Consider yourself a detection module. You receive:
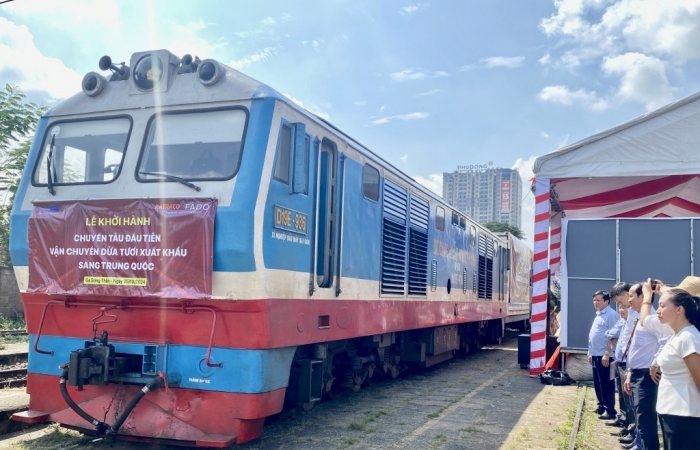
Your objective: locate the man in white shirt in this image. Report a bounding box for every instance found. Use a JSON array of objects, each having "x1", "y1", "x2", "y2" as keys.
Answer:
[
  {"x1": 606, "y1": 282, "x2": 634, "y2": 431},
  {"x1": 623, "y1": 283, "x2": 667, "y2": 450}
]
